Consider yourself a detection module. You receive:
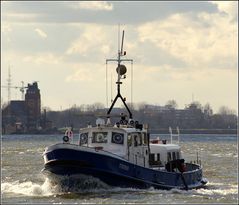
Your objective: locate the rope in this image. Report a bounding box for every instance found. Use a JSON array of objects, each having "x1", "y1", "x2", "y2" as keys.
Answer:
[
  {"x1": 131, "y1": 61, "x2": 133, "y2": 109},
  {"x1": 106, "y1": 62, "x2": 108, "y2": 108},
  {"x1": 111, "y1": 71, "x2": 113, "y2": 103}
]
